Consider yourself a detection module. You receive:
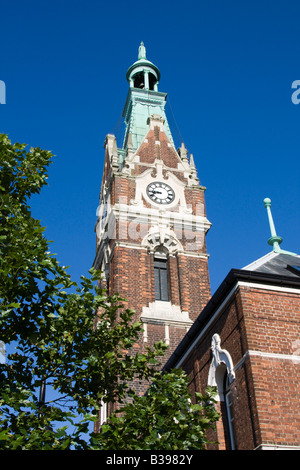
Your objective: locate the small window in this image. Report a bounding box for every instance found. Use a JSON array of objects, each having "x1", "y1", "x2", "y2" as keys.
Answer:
[{"x1": 154, "y1": 256, "x2": 169, "y2": 301}]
